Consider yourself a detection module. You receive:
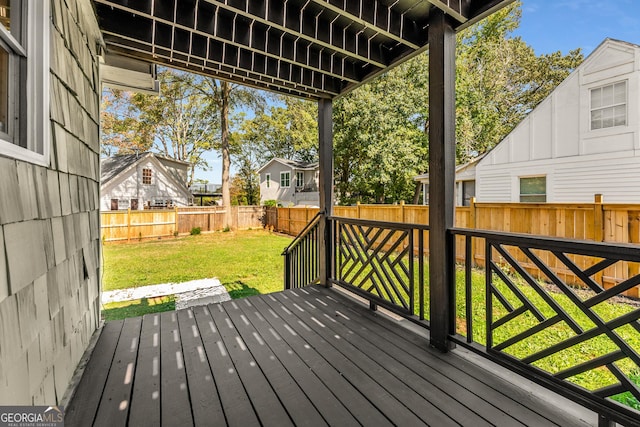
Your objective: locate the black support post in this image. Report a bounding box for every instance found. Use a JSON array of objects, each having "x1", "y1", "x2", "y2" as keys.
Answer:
[
  {"x1": 318, "y1": 98, "x2": 334, "y2": 287},
  {"x1": 428, "y1": 9, "x2": 456, "y2": 352}
]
